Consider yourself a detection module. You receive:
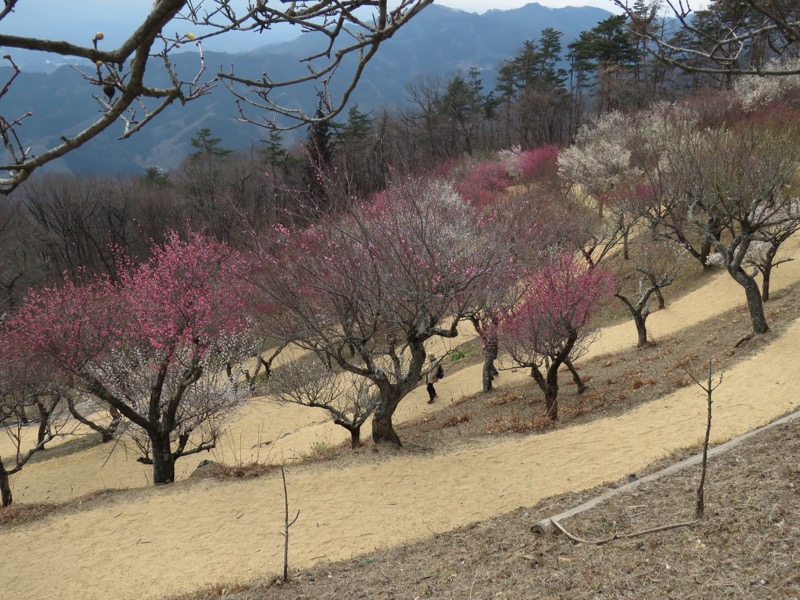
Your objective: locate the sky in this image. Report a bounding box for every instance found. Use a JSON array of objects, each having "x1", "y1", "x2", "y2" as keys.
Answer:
[
  {"x1": 0, "y1": 0, "x2": 627, "y2": 58},
  {"x1": 435, "y1": 0, "x2": 623, "y2": 13}
]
